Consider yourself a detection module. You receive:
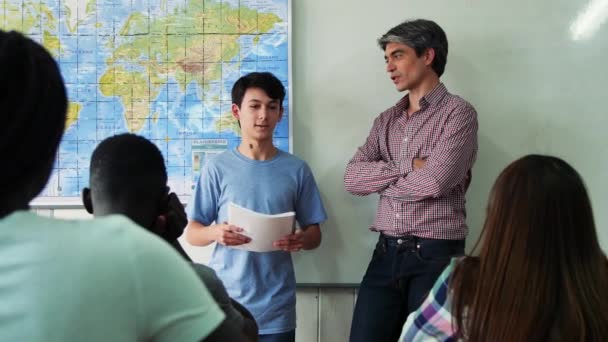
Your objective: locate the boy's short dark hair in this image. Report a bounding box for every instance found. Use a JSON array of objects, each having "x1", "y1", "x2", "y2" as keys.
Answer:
[
  {"x1": 89, "y1": 133, "x2": 167, "y2": 204},
  {"x1": 378, "y1": 19, "x2": 449, "y2": 77},
  {"x1": 231, "y1": 72, "x2": 286, "y2": 108},
  {"x1": 0, "y1": 30, "x2": 67, "y2": 213}
]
